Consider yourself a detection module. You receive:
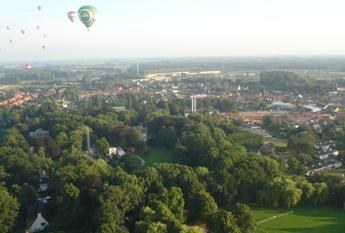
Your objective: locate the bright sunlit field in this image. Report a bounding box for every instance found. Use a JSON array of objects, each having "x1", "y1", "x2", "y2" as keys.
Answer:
[{"x1": 253, "y1": 207, "x2": 345, "y2": 233}]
